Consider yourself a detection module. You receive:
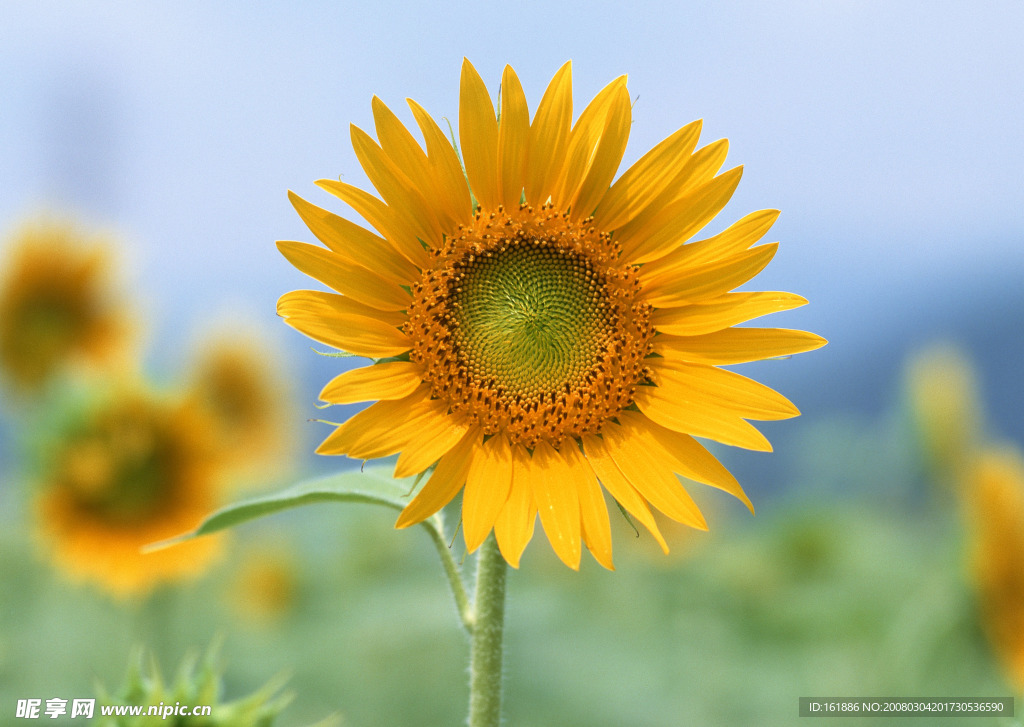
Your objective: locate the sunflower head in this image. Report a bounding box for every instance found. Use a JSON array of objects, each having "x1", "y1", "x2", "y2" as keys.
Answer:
[
  {"x1": 0, "y1": 218, "x2": 130, "y2": 393},
  {"x1": 406, "y1": 202, "x2": 655, "y2": 448},
  {"x1": 35, "y1": 383, "x2": 223, "y2": 598},
  {"x1": 224, "y1": 542, "x2": 299, "y2": 625},
  {"x1": 964, "y1": 447, "x2": 1024, "y2": 691},
  {"x1": 184, "y1": 326, "x2": 297, "y2": 486},
  {"x1": 905, "y1": 343, "x2": 982, "y2": 483},
  {"x1": 277, "y1": 60, "x2": 825, "y2": 570}
]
